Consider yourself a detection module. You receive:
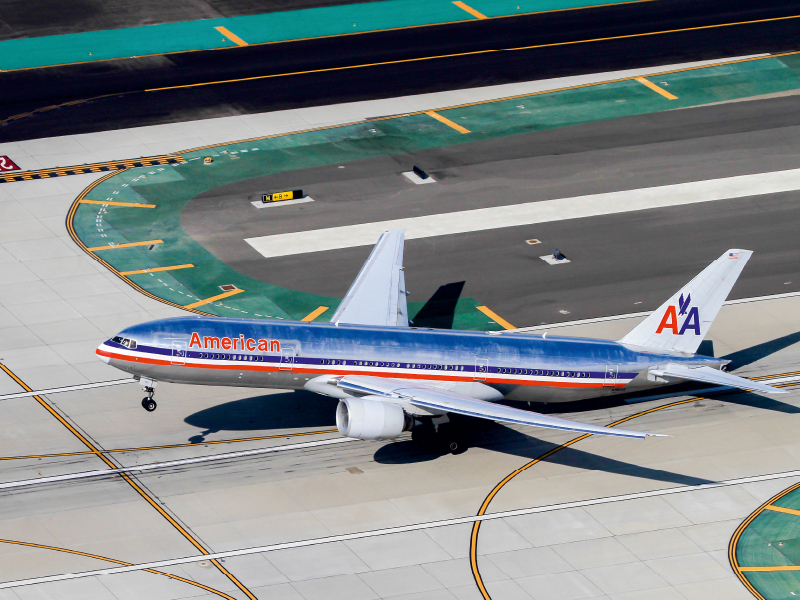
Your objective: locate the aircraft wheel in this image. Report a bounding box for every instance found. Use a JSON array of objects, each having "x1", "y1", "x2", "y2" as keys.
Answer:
[
  {"x1": 438, "y1": 424, "x2": 466, "y2": 454},
  {"x1": 142, "y1": 398, "x2": 157, "y2": 412}
]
